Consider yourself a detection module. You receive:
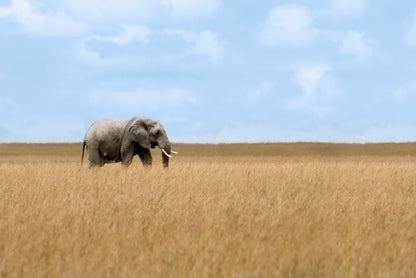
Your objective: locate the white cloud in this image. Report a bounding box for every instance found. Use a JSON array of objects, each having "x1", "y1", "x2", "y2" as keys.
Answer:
[
  {"x1": 164, "y1": 29, "x2": 192, "y2": 40},
  {"x1": 4, "y1": 0, "x2": 220, "y2": 28},
  {"x1": 294, "y1": 65, "x2": 331, "y2": 96},
  {"x1": 0, "y1": 0, "x2": 84, "y2": 36},
  {"x1": 165, "y1": 29, "x2": 224, "y2": 62},
  {"x1": 93, "y1": 25, "x2": 151, "y2": 45},
  {"x1": 81, "y1": 27, "x2": 224, "y2": 64},
  {"x1": 258, "y1": 4, "x2": 373, "y2": 63},
  {"x1": 246, "y1": 81, "x2": 274, "y2": 101},
  {"x1": 332, "y1": 0, "x2": 366, "y2": 16},
  {"x1": 393, "y1": 81, "x2": 416, "y2": 101},
  {"x1": 259, "y1": 4, "x2": 314, "y2": 46},
  {"x1": 63, "y1": 0, "x2": 152, "y2": 21},
  {"x1": 77, "y1": 28, "x2": 225, "y2": 68},
  {"x1": 339, "y1": 30, "x2": 372, "y2": 61},
  {"x1": 189, "y1": 31, "x2": 224, "y2": 62},
  {"x1": 289, "y1": 65, "x2": 337, "y2": 116},
  {"x1": 76, "y1": 37, "x2": 133, "y2": 67},
  {"x1": 162, "y1": 0, "x2": 218, "y2": 17},
  {"x1": 76, "y1": 39, "x2": 103, "y2": 64},
  {"x1": 89, "y1": 88, "x2": 197, "y2": 110},
  {"x1": 63, "y1": 0, "x2": 218, "y2": 21},
  {"x1": 315, "y1": 29, "x2": 372, "y2": 62},
  {"x1": 405, "y1": 14, "x2": 416, "y2": 45},
  {"x1": 0, "y1": 6, "x2": 12, "y2": 17}
]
